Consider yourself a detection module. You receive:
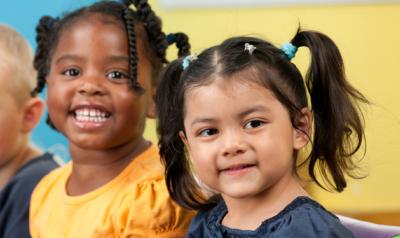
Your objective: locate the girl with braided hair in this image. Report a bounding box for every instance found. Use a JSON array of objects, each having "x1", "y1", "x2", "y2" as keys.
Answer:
[{"x1": 29, "y1": 1, "x2": 193, "y2": 237}]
